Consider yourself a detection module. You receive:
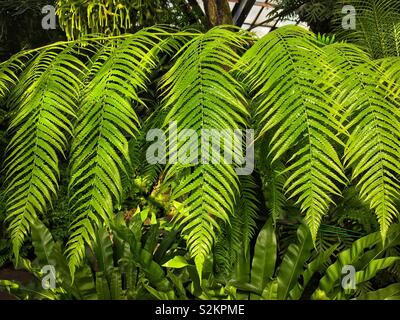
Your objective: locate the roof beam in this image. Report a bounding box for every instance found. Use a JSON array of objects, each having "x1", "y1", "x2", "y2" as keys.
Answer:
[
  {"x1": 229, "y1": 0, "x2": 275, "y2": 8},
  {"x1": 232, "y1": 0, "x2": 257, "y2": 26}
]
